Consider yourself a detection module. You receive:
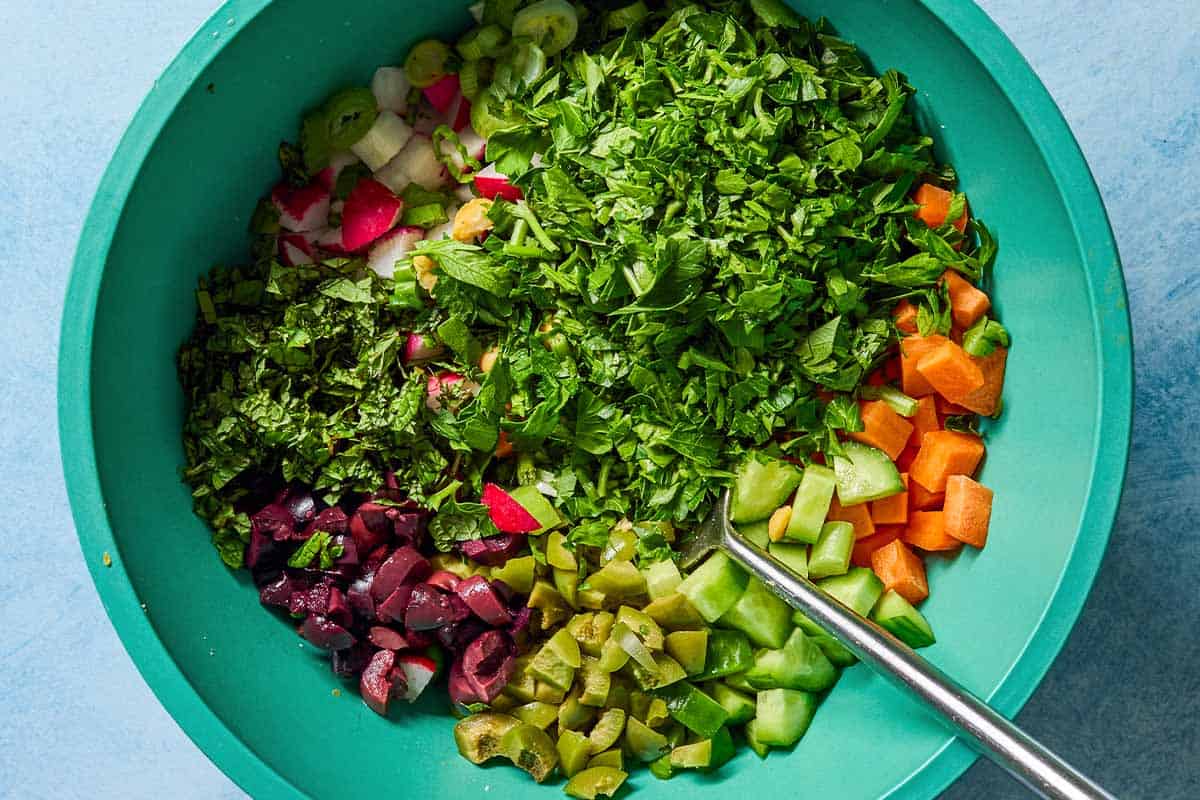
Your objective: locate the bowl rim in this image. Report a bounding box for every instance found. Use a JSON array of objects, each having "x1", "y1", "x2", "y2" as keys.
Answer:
[{"x1": 58, "y1": 1, "x2": 1133, "y2": 798}]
